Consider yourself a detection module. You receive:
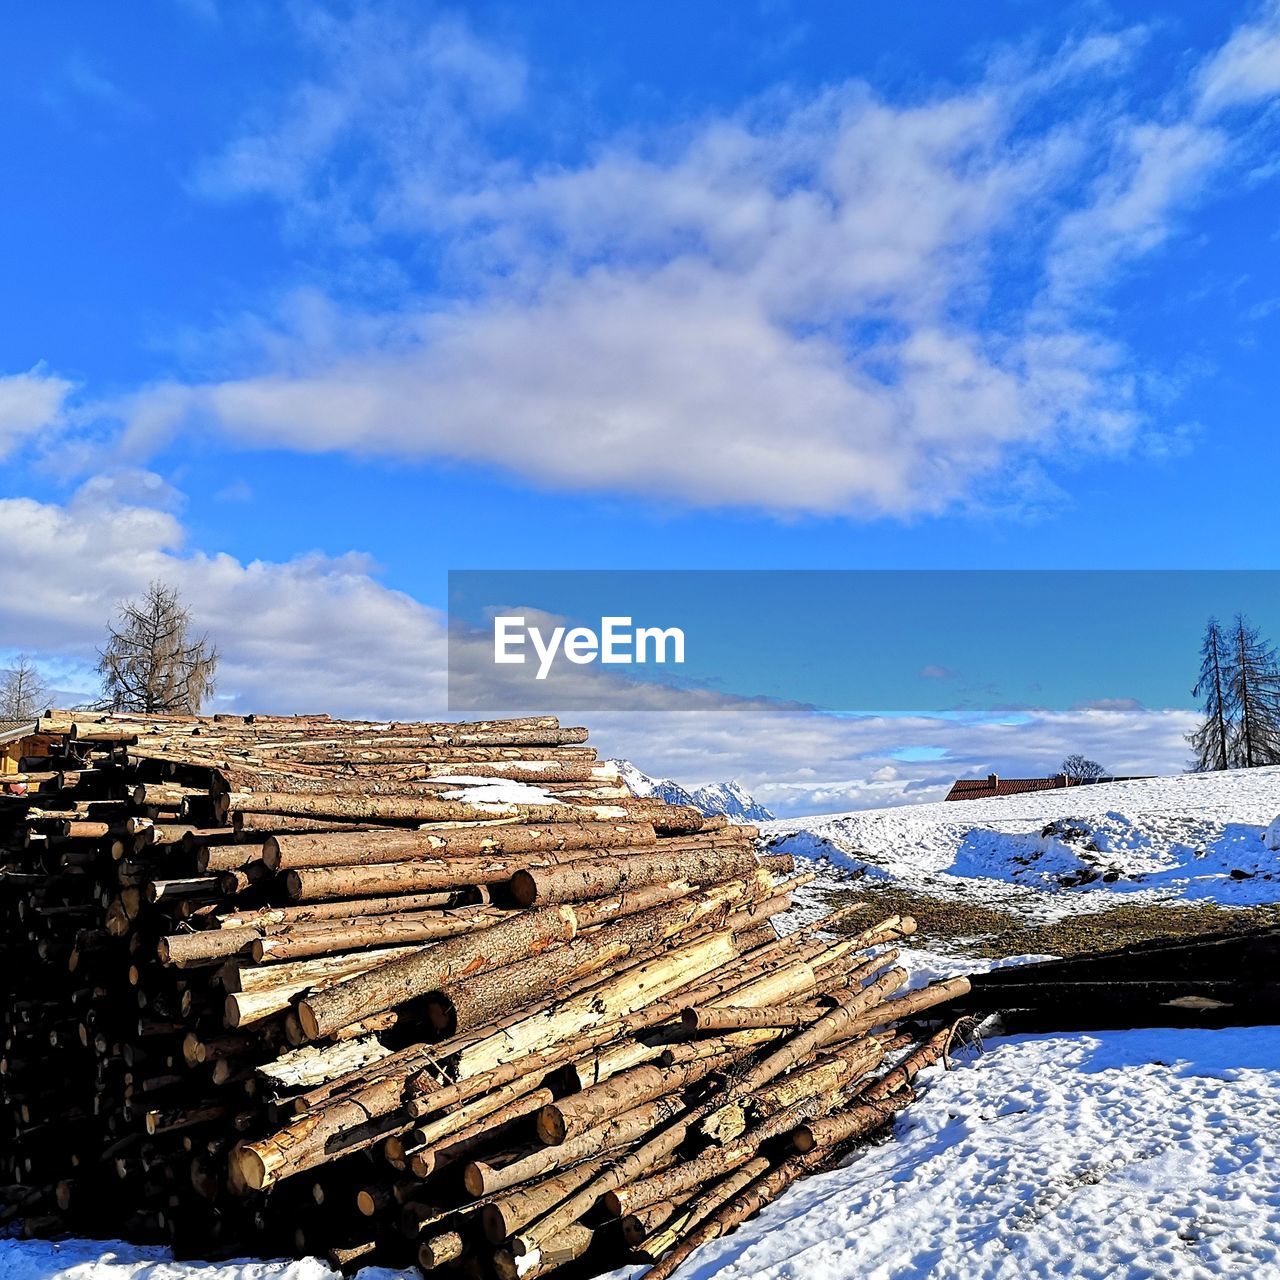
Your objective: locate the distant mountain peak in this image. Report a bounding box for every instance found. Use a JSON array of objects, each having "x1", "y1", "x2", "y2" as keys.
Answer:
[{"x1": 612, "y1": 760, "x2": 774, "y2": 823}]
